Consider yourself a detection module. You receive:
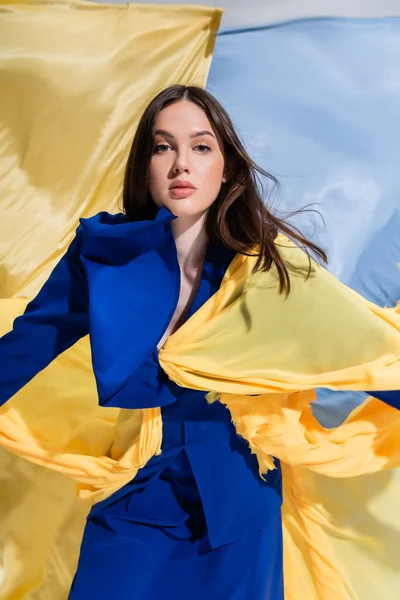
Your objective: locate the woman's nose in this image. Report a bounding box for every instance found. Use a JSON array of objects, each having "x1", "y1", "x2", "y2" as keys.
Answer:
[{"x1": 172, "y1": 155, "x2": 190, "y2": 174}]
